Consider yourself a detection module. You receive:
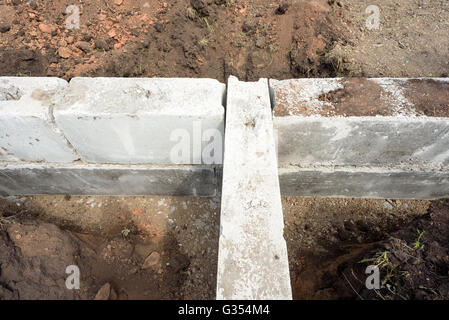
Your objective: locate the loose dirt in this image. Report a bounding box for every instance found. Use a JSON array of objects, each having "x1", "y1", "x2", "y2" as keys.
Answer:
[
  {"x1": 2, "y1": 0, "x2": 446, "y2": 81},
  {"x1": 284, "y1": 198, "x2": 449, "y2": 300},
  {"x1": 0, "y1": 196, "x2": 220, "y2": 299}
]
